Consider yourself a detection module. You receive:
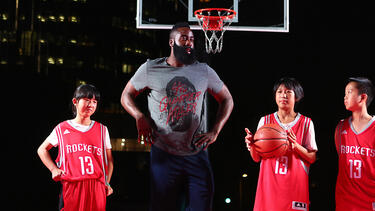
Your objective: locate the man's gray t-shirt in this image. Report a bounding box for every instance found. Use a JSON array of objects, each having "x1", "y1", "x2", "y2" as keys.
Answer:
[{"x1": 130, "y1": 57, "x2": 224, "y2": 155}]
